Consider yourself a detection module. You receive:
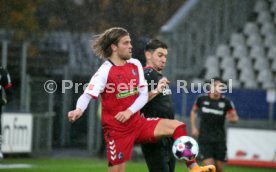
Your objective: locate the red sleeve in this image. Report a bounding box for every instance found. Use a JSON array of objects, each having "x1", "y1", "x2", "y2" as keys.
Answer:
[
  {"x1": 227, "y1": 108, "x2": 235, "y2": 113},
  {"x1": 4, "y1": 83, "x2": 12, "y2": 89},
  {"x1": 193, "y1": 103, "x2": 199, "y2": 109}
]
